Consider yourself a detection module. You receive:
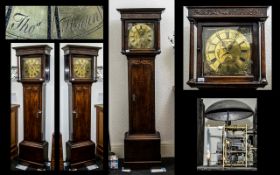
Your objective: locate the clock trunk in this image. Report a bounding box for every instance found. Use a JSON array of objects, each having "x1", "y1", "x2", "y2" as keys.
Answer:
[
  {"x1": 23, "y1": 84, "x2": 43, "y2": 141},
  {"x1": 71, "y1": 84, "x2": 92, "y2": 141},
  {"x1": 66, "y1": 83, "x2": 96, "y2": 168},
  {"x1": 128, "y1": 58, "x2": 155, "y2": 134}
]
